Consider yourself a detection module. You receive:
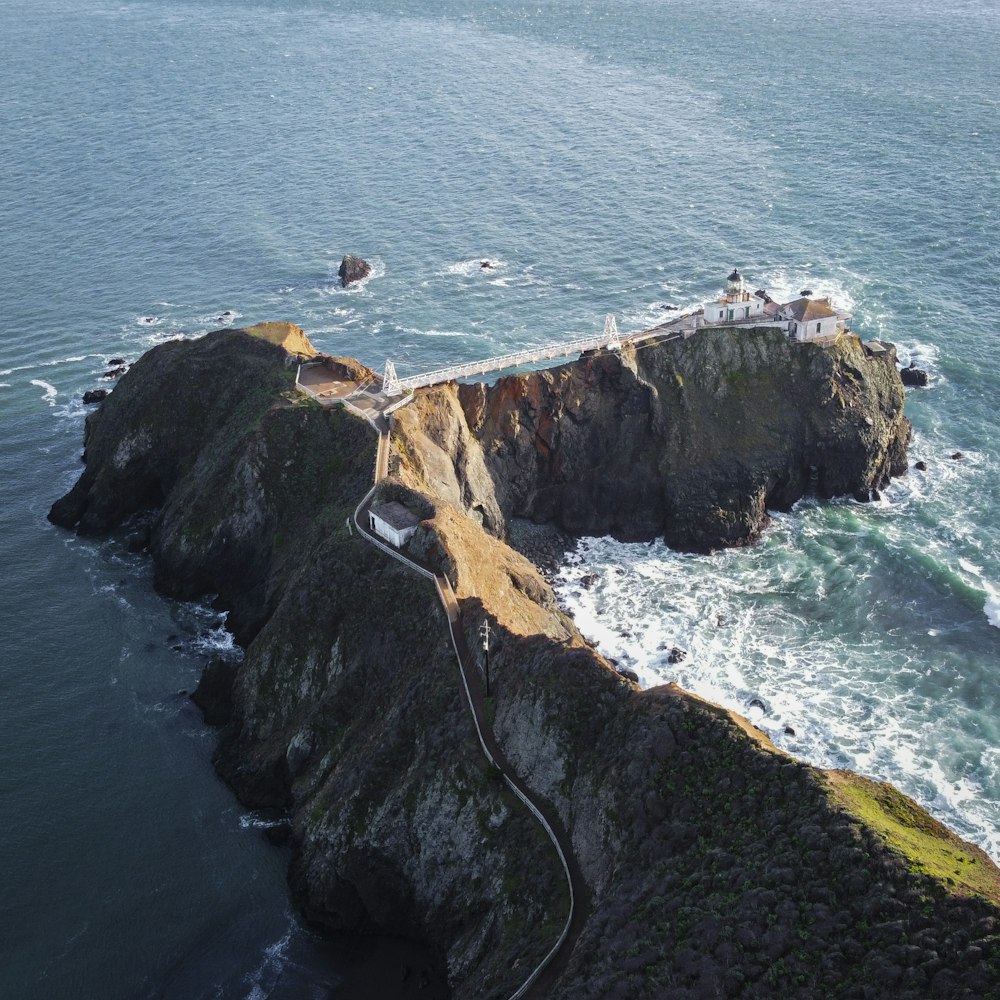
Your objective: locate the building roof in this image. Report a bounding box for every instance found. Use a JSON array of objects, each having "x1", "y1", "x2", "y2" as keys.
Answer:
[
  {"x1": 371, "y1": 501, "x2": 421, "y2": 531},
  {"x1": 728, "y1": 268, "x2": 742, "y2": 282},
  {"x1": 784, "y1": 297, "x2": 837, "y2": 321}
]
